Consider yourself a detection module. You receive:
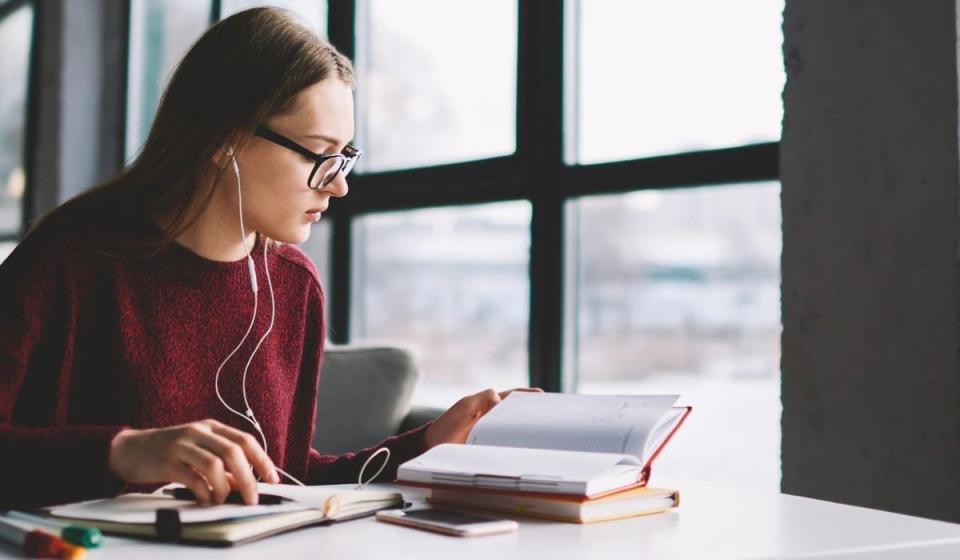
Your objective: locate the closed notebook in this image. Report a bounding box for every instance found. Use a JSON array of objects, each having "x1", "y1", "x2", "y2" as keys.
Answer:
[
  {"x1": 398, "y1": 393, "x2": 691, "y2": 497},
  {"x1": 42, "y1": 483, "x2": 404, "y2": 547},
  {"x1": 428, "y1": 485, "x2": 680, "y2": 524}
]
